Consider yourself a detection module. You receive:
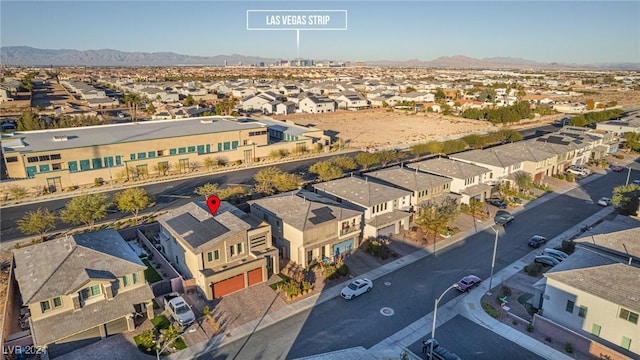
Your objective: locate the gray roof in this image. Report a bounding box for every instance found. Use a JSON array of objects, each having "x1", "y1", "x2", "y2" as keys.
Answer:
[
  {"x1": 408, "y1": 157, "x2": 491, "y2": 179},
  {"x1": 449, "y1": 149, "x2": 523, "y2": 168},
  {"x1": 13, "y1": 229, "x2": 147, "y2": 304},
  {"x1": 313, "y1": 176, "x2": 411, "y2": 207},
  {"x1": 573, "y1": 218, "x2": 640, "y2": 259},
  {"x1": 545, "y1": 258, "x2": 640, "y2": 313},
  {"x1": 364, "y1": 166, "x2": 452, "y2": 192},
  {"x1": 366, "y1": 209, "x2": 411, "y2": 228},
  {"x1": 157, "y1": 202, "x2": 251, "y2": 253},
  {"x1": 31, "y1": 285, "x2": 153, "y2": 346},
  {"x1": 491, "y1": 141, "x2": 555, "y2": 162},
  {"x1": 1, "y1": 116, "x2": 267, "y2": 153},
  {"x1": 249, "y1": 191, "x2": 362, "y2": 231}
]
